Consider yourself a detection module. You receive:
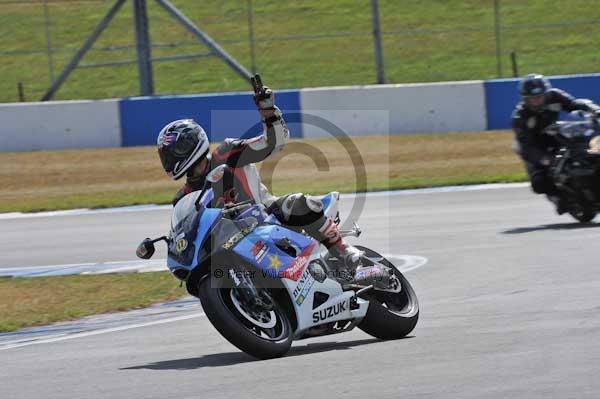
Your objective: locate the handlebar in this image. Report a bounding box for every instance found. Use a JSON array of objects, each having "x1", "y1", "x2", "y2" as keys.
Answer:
[
  {"x1": 573, "y1": 110, "x2": 600, "y2": 126},
  {"x1": 222, "y1": 200, "x2": 254, "y2": 216},
  {"x1": 544, "y1": 112, "x2": 600, "y2": 139}
]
